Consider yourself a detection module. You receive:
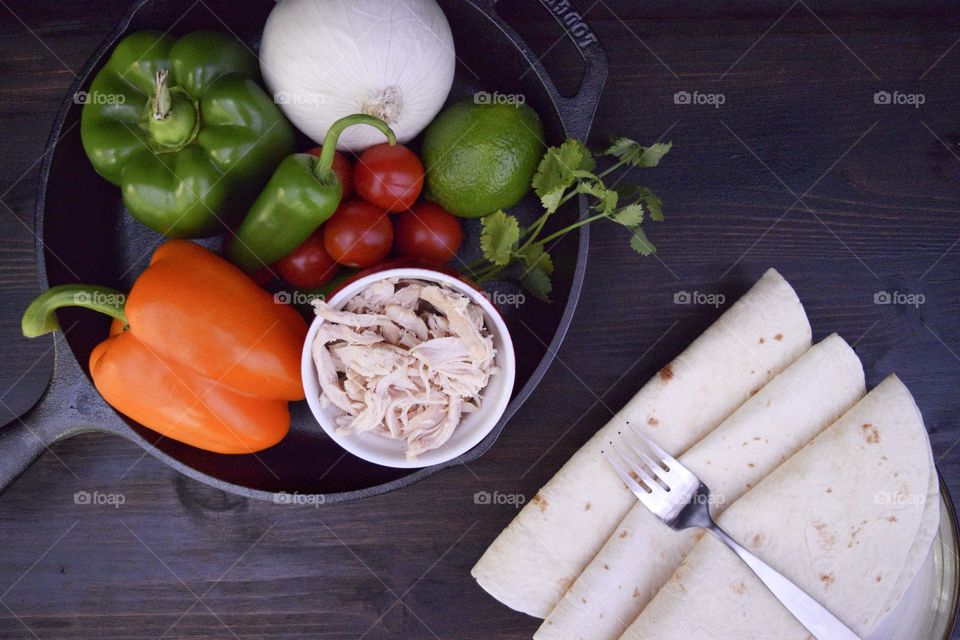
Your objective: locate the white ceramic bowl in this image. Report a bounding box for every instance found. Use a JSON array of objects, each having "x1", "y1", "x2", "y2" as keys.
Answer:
[{"x1": 301, "y1": 268, "x2": 516, "y2": 469}]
